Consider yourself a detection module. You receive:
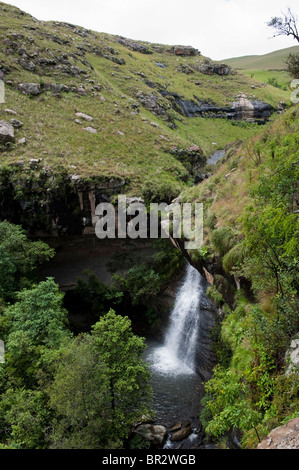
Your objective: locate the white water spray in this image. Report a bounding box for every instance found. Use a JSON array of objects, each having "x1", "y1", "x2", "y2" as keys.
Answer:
[{"x1": 150, "y1": 264, "x2": 202, "y2": 375}]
